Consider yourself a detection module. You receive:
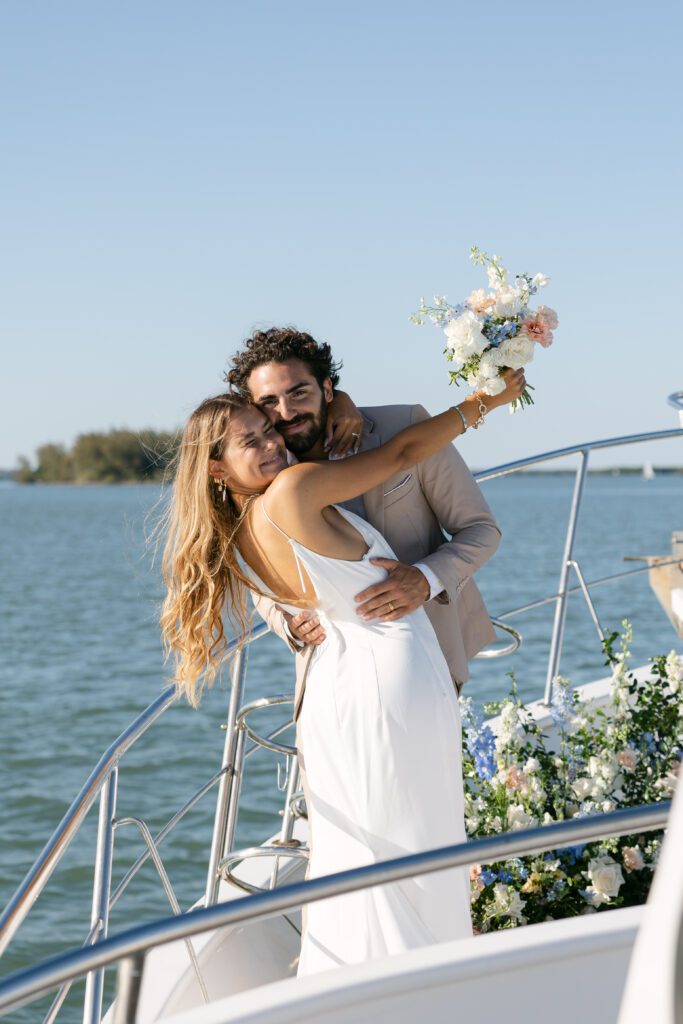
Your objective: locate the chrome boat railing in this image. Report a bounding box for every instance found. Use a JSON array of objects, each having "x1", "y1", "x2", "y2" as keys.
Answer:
[
  {"x1": 474, "y1": 425, "x2": 683, "y2": 702},
  {"x1": 0, "y1": 415, "x2": 681, "y2": 1023},
  {"x1": 0, "y1": 801, "x2": 671, "y2": 1021}
]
